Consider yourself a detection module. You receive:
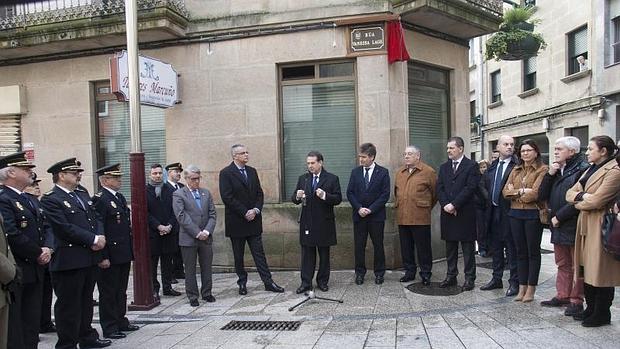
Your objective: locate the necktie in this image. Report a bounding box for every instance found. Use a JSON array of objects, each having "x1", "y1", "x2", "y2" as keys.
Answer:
[
  {"x1": 192, "y1": 190, "x2": 202, "y2": 209},
  {"x1": 312, "y1": 175, "x2": 319, "y2": 191},
  {"x1": 240, "y1": 168, "x2": 248, "y2": 182},
  {"x1": 69, "y1": 192, "x2": 85, "y2": 210},
  {"x1": 21, "y1": 193, "x2": 34, "y2": 209},
  {"x1": 452, "y1": 161, "x2": 459, "y2": 174},
  {"x1": 492, "y1": 160, "x2": 505, "y2": 206},
  {"x1": 364, "y1": 167, "x2": 370, "y2": 189}
]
